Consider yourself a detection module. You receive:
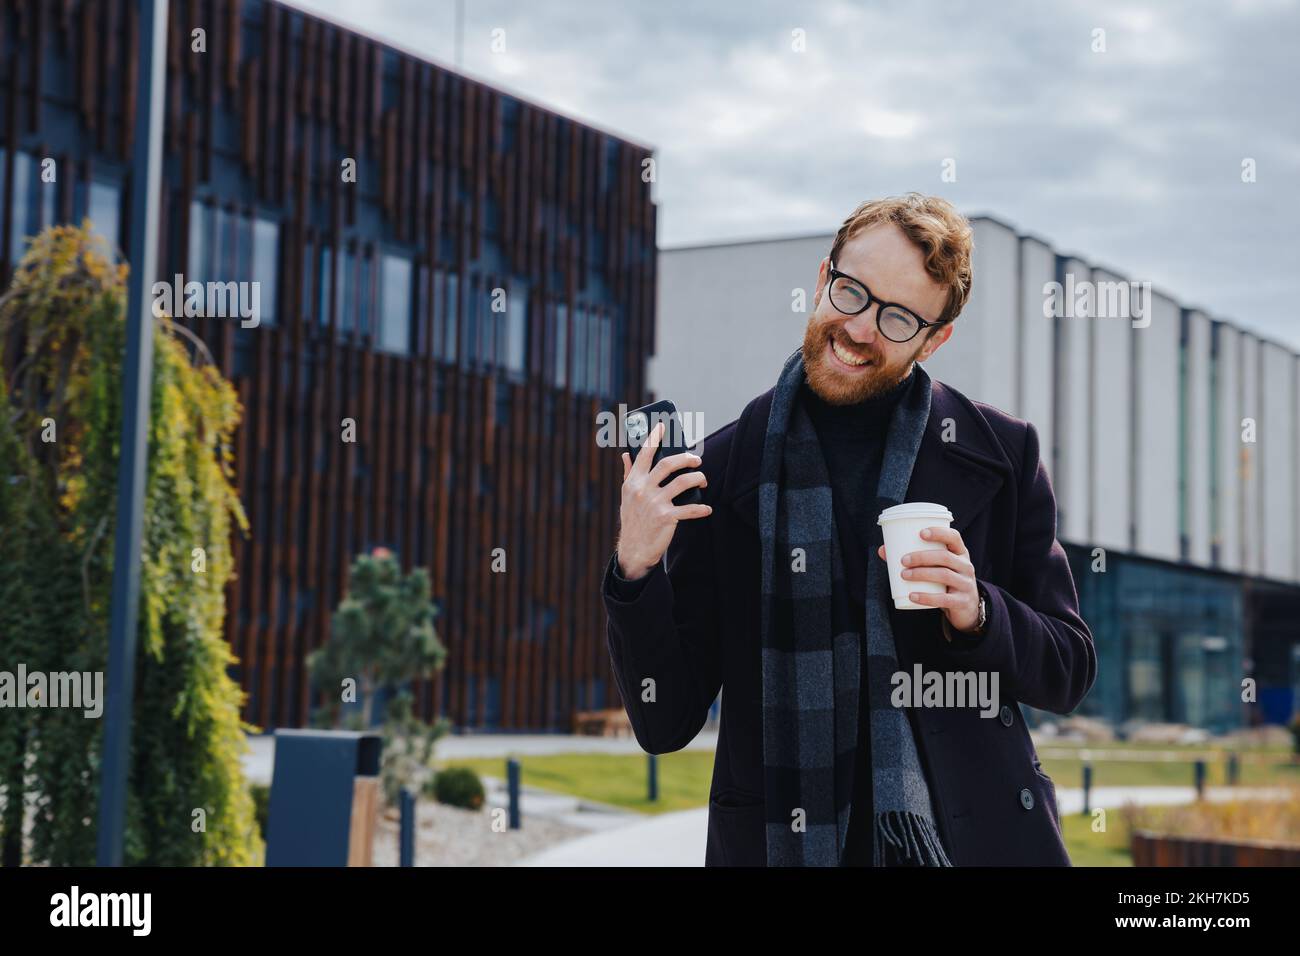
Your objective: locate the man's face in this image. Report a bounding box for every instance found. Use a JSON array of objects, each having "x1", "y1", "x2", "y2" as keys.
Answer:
[{"x1": 803, "y1": 223, "x2": 954, "y2": 405}]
